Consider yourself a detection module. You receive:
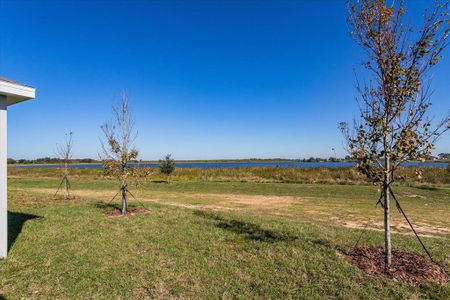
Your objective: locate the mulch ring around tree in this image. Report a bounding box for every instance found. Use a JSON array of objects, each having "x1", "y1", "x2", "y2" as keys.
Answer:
[
  {"x1": 104, "y1": 207, "x2": 147, "y2": 217},
  {"x1": 346, "y1": 247, "x2": 448, "y2": 284}
]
